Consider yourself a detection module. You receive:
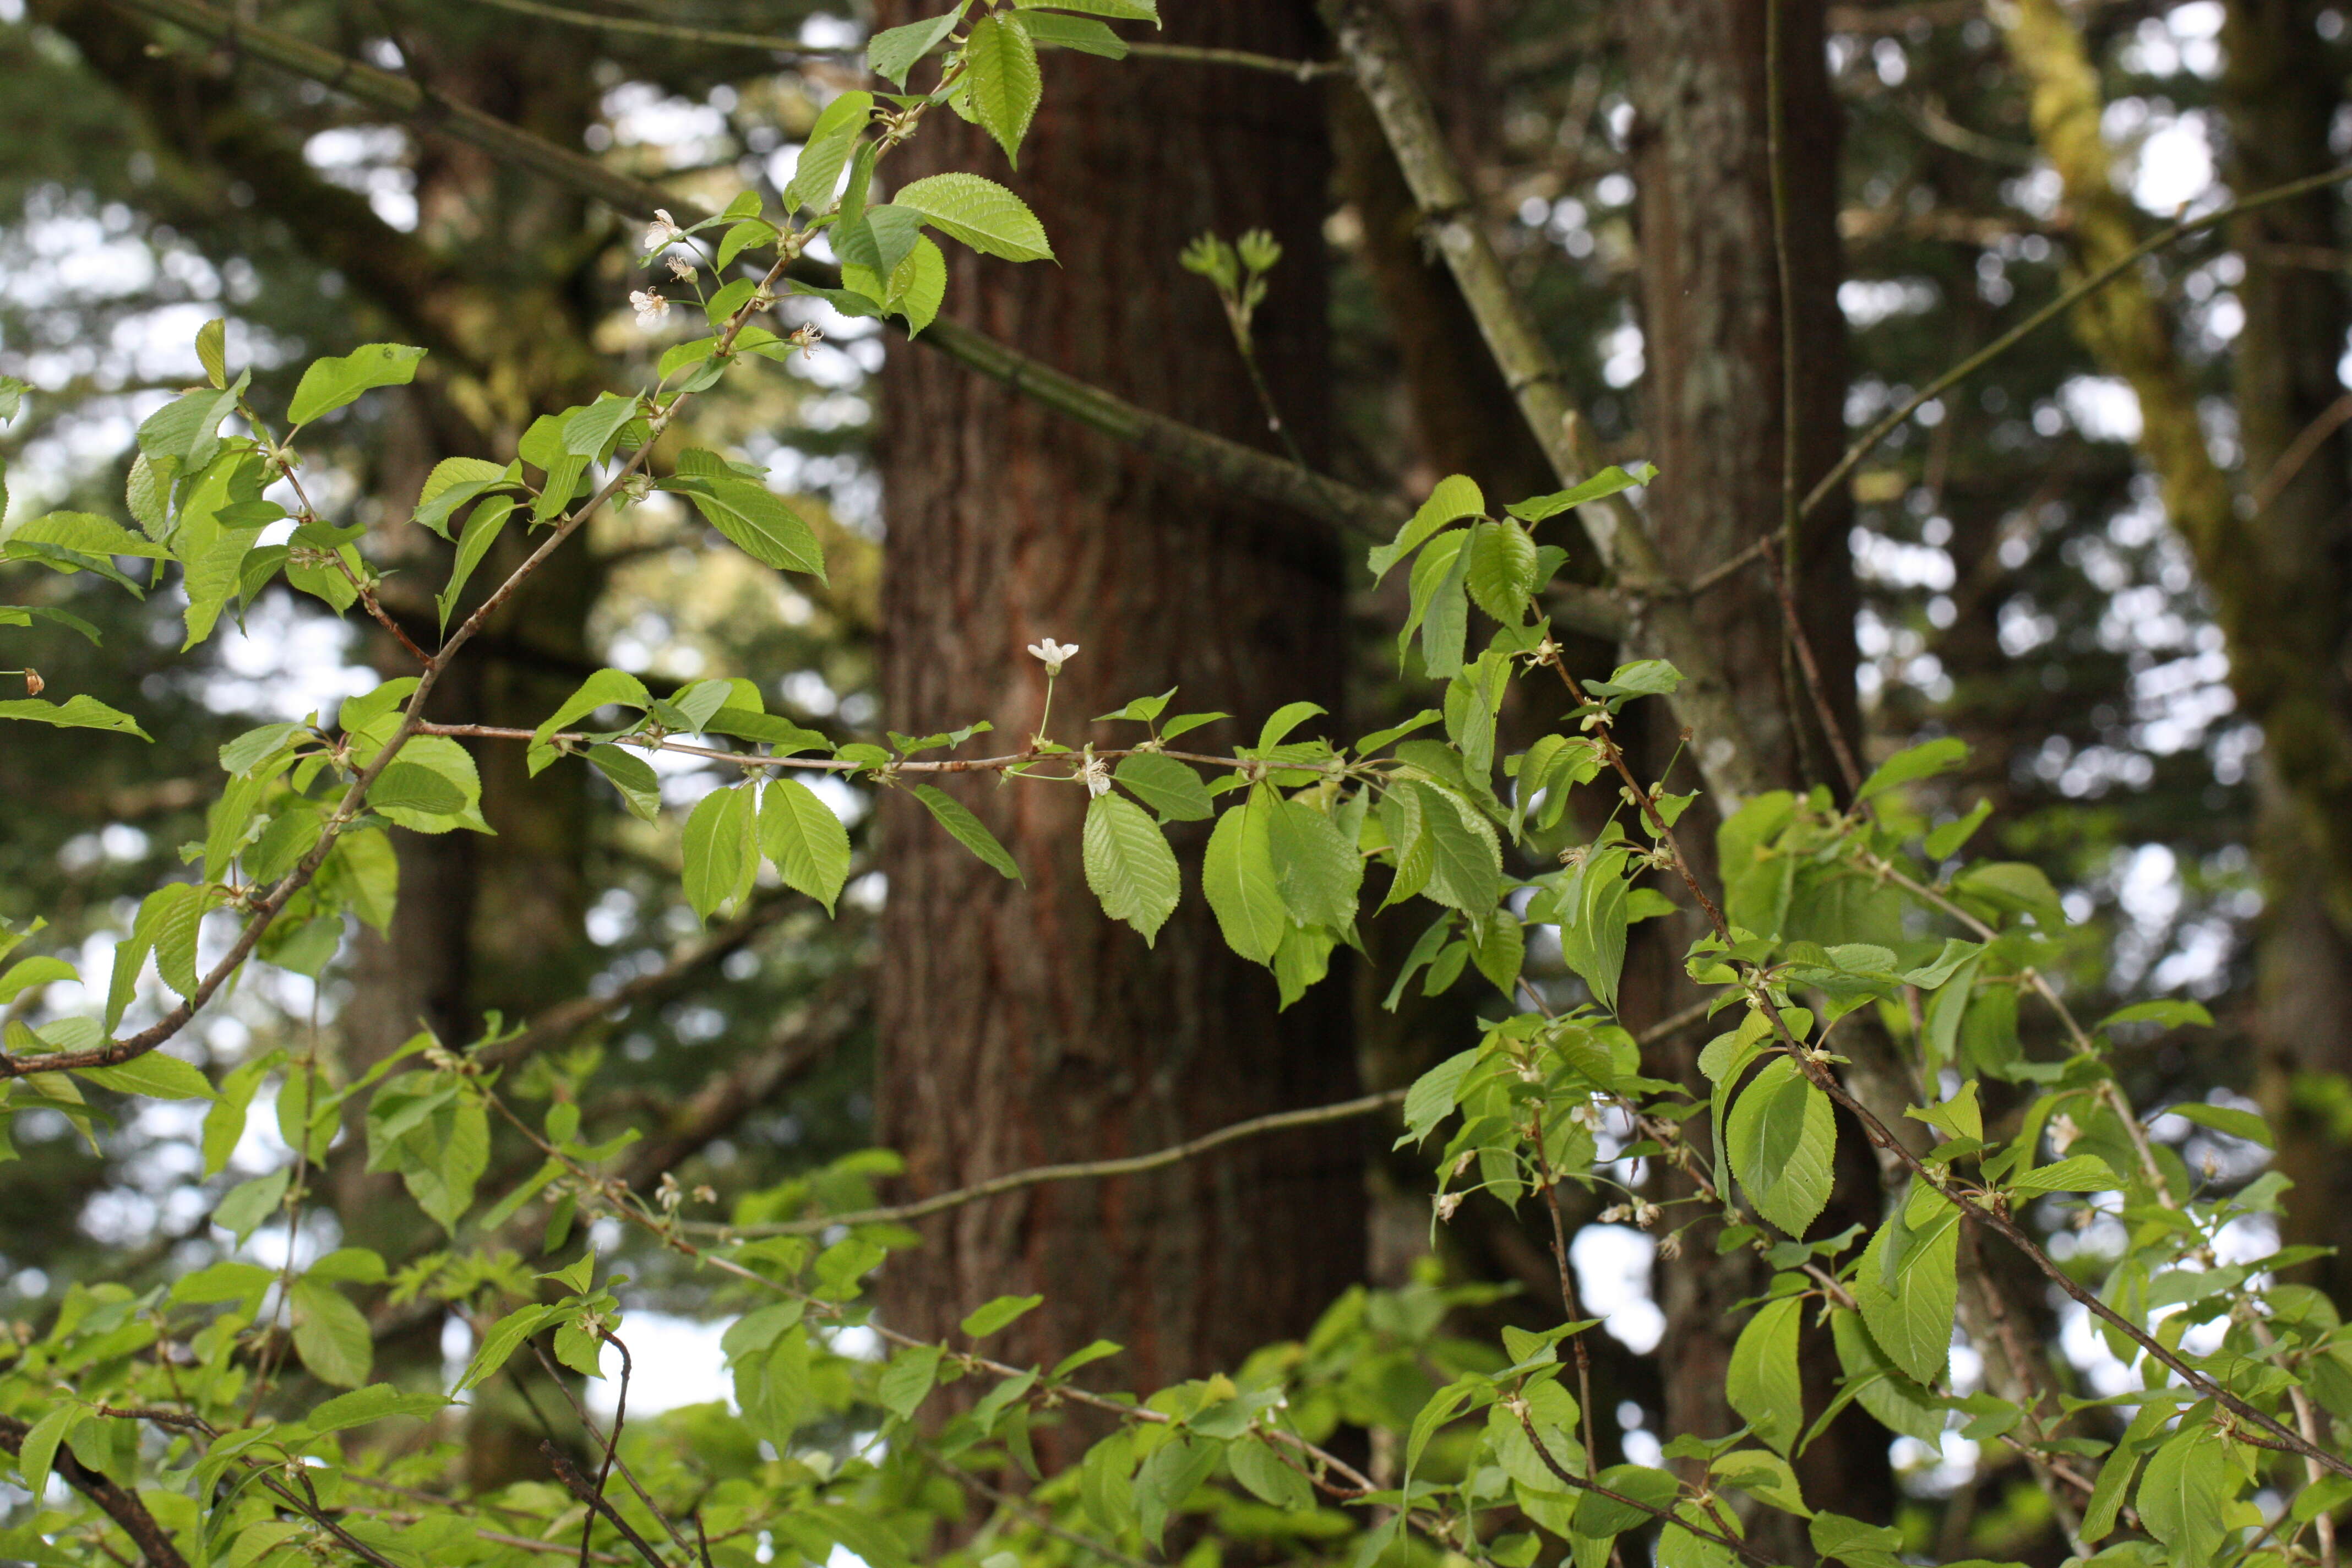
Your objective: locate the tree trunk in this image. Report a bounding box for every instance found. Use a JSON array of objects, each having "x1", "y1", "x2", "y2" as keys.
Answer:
[
  {"x1": 870, "y1": 3, "x2": 1364, "y2": 1449},
  {"x1": 1619, "y1": 0, "x2": 1890, "y2": 1537},
  {"x1": 2219, "y1": 0, "x2": 2352, "y2": 1301}
]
